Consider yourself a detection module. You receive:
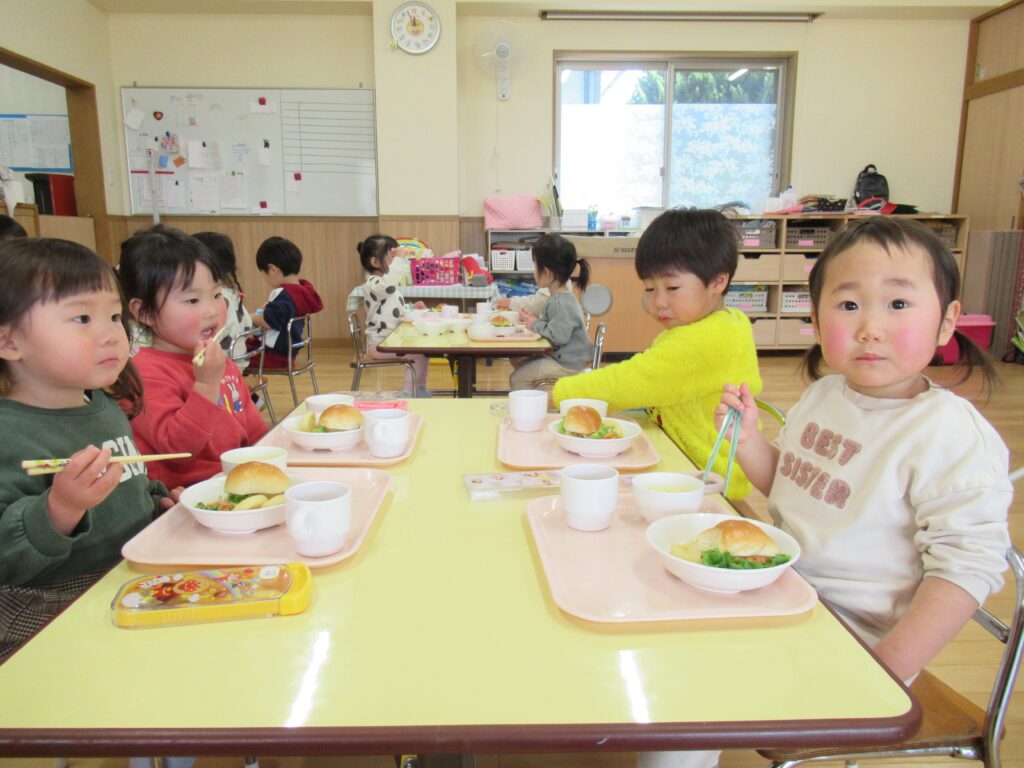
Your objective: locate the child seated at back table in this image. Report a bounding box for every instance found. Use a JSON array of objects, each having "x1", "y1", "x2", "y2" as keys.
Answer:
[
  {"x1": 193, "y1": 230, "x2": 253, "y2": 360},
  {"x1": 358, "y1": 234, "x2": 431, "y2": 397},
  {"x1": 509, "y1": 234, "x2": 594, "y2": 390},
  {"x1": 252, "y1": 236, "x2": 324, "y2": 369},
  {"x1": 119, "y1": 226, "x2": 267, "y2": 489},
  {"x1": 650, "y1": 217, "x2": 1012, "y2": 768},
  {"x1": 551, "y1": 208, "x2": 763, "y2": 500}
]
